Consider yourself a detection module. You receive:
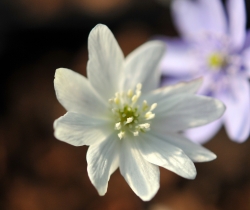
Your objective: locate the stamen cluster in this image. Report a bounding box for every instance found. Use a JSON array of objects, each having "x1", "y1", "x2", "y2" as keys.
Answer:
[
  {"x1": 208, "y1": 52, "x2": 227, "y2": 69},
  {"x1": 109, "y1": 83, "x2": 157, "y2": 139}
]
